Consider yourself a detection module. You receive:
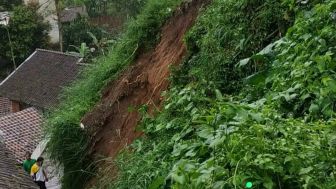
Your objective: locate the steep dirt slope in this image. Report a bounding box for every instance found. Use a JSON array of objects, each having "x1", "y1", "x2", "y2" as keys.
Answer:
[{"x1": 82, "y1": 0, "x2": 208, "y2": 160}]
